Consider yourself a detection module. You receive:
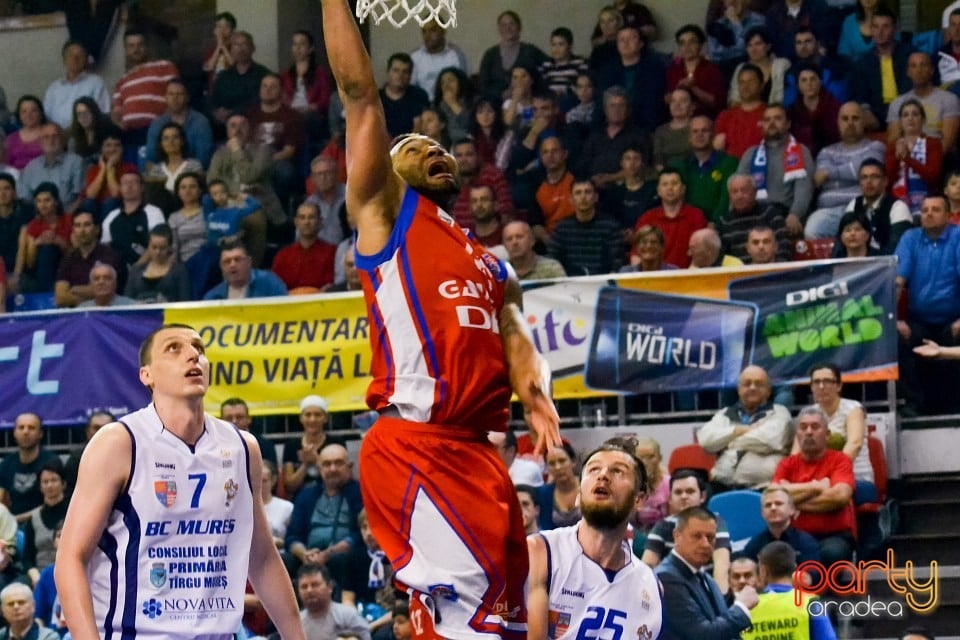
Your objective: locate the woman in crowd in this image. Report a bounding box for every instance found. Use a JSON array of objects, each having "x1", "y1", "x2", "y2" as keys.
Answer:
[
  {"x1": 80, "y1": 127, "x2": 130, "y2": 217},
  {"x1": 620, "y1": 226, "x2": 679, "y2": 273},
  {"x1": 469, "y1": 98, "x2": 512, "y2": 171},
  {"x1": 202, "y1": 11, "x2": 235, "y2": 90},
  {"x1": 145, "y1": 123, "x2": 203, "y2": 195},
  {"x1": 728, "y1": 26, "x2": 790, "y2": 105},
  {"x1": 167, "y1": 172, "x2": 215, "y2": 299},
  {"x1": 886, "y1": 98, "x2": 943, "y2": 217},
  {"x1": 23, "y1": 460, "x2": 69, "y2": 586},
  {"x1": 13, "y1": 183, "x2": 70, "y2": 293},
  {"x1": 535, "y1": 442, "x2": 581, "y2": 531},
  {"x1": 416, "y1": 106, "x2": 451, "y2": 151},
  {"x1": 788, "y1": 63, "x2": 841, "y2": 155},
  {"x1": 433, "y1": 67, "x2": 474, "y2": 144},
  {"x1": 833, "y1": 210, "x2": 880, "y2": 258},
  {"x1": 632, "y1": 436, "x2": 670, "y2": 540},
  {"x1": 7, "y1": 95, "x2": 46, "y2": 170},
  {"x1": 801, "y1": 363, "x2": 877, "y2": 504},
  {"x1": 282, "y1": 30, "x2": 332, "y2": 146},
  {"x1": 839, "y1": 0, "x2": 881, "y2": 62},
  {"x1": 665, "y1": 24, "x2": 726, "y2": 118},
  {"x1": 502, "y1": 63, "x2": 540, "y2": 130},
  {"x1": 67, "y1": 97, "x2": 111, "y2": 167},
  {"x1": 589, "y1": 6, "x2": 623, "y2": 72},
  {"x1": 124, "y1": 224, "x2": 191, "y2": 303}
]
